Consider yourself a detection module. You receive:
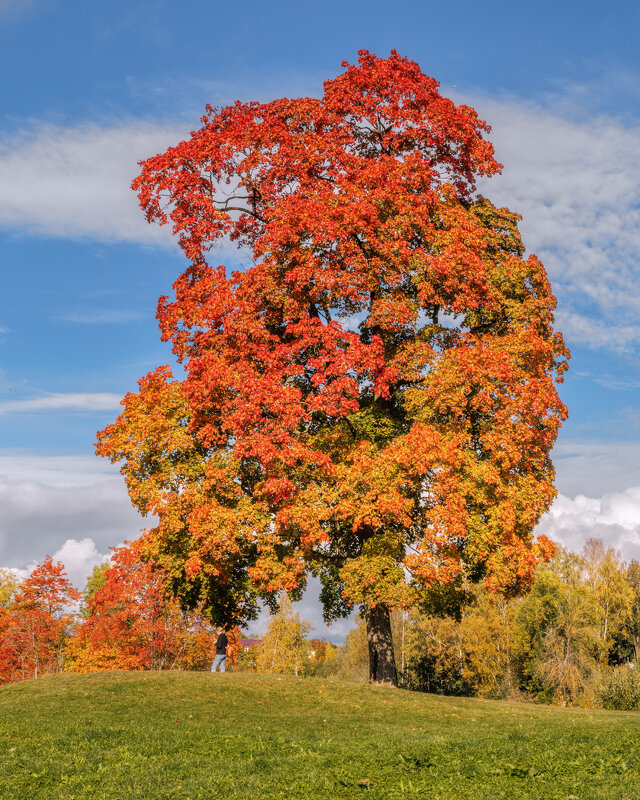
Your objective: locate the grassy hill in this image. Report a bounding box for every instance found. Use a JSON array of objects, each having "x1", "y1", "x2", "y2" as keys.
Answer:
[{"x1": 1, "y1": 672, "x2": 639, "y2": 799}]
